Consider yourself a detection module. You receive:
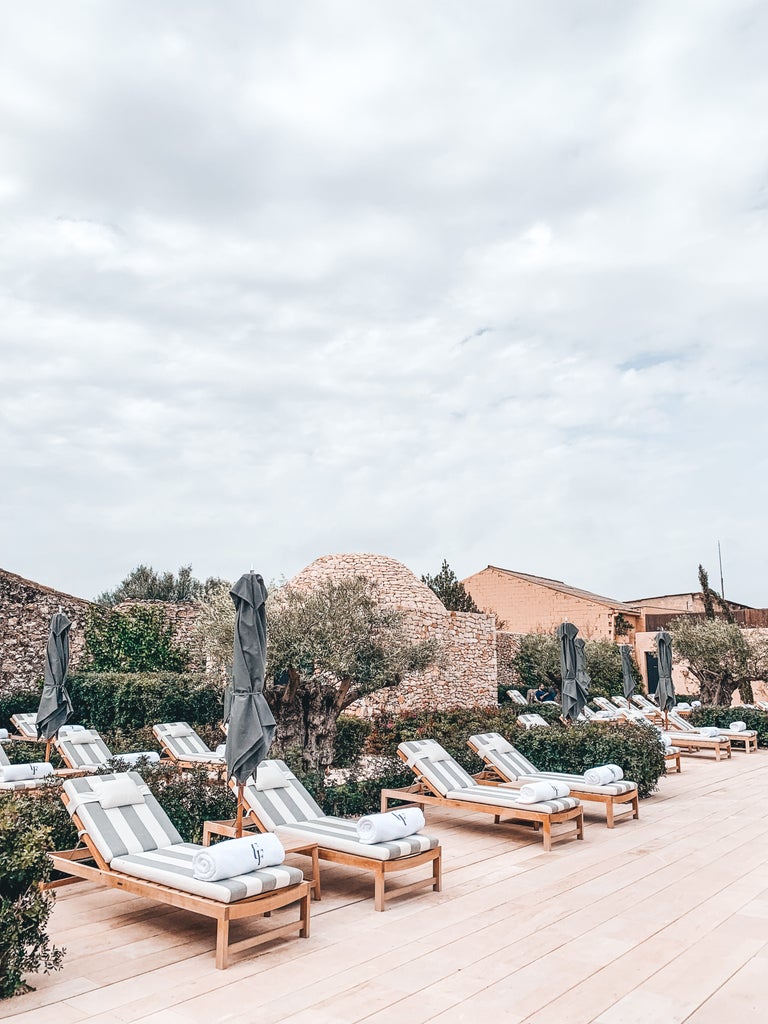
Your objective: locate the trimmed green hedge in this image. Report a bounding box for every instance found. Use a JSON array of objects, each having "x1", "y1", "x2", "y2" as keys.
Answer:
[
  {"x1": 67, "y1": 672, "x2": 223, "y2": 731},
  {"x1": 0, "y1": 688, "x2": 42, "y2": 732},
  {"x1": 689, "y1": 706, "x2": 768, "y2": 747}
]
